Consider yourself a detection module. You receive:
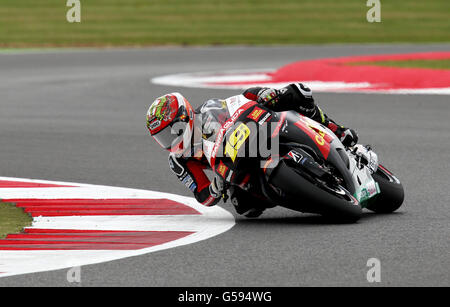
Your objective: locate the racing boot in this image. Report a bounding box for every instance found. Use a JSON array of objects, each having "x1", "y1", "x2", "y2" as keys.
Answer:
[{"x1": 230, "y1": 189, "x2": 267, "y2": 218}]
